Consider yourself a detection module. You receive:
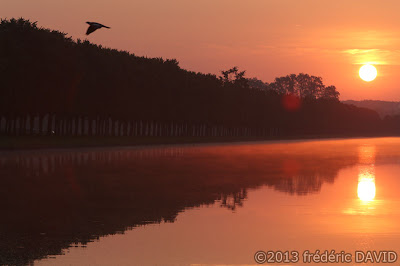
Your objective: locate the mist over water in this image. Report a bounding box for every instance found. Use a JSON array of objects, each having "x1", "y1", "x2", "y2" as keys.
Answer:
[{"x1": 1, "y1": 138, "x2": 400, "y2": 265}]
